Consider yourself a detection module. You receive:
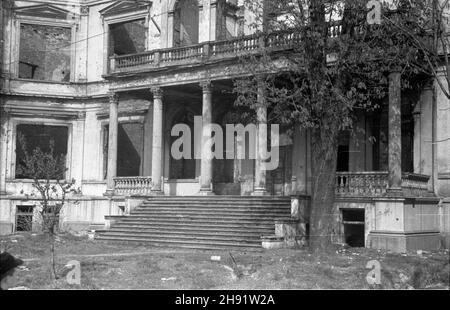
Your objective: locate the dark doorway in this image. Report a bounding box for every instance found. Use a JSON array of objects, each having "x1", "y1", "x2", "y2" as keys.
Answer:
[
  {"x1": 337, "y1": 145, "x2": 349, "y2": 172},
  {"x1": 170, "y1": 111, "x2": 196, "y2": 180},
  {"x1": 342, "y1": 209, "x2": 365, "y2": 247},
  {"x1": 103, "y1": 123, "x2": 144, "y2": 178},
  {"x1": 267, "y1": 145, "x2": 292, "y2": 195}
]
